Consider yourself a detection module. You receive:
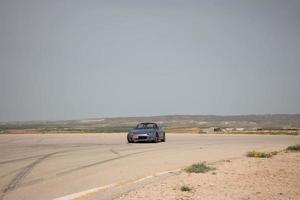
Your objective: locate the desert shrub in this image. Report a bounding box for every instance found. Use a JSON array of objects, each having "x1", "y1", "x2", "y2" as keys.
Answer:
[
  {"x1": 246, "y1": 151, "x2": 277, "y2": 158},
  {"x1": 286, "y1": 144, "x2": 300, "y2": 152},
  {"x1": 184, "y1": 162, "x2": 215, "y2": 173},
  {"x1": 180, "y1": 185, "x2": 192, "y2": 192}
]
